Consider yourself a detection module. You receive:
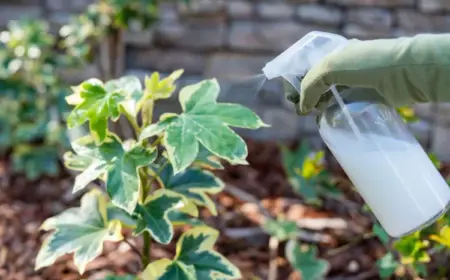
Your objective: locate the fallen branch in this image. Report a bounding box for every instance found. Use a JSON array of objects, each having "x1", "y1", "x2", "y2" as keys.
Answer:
[
  {"x1": 268, "y1": 236, "x2": 279, "y2": 280},
  {"x1": 296, "y1": 217, "x2": 348, "y2": 231},
  {"x1": 224, "y1": 227, "x2": 334, "y2": 244}
]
